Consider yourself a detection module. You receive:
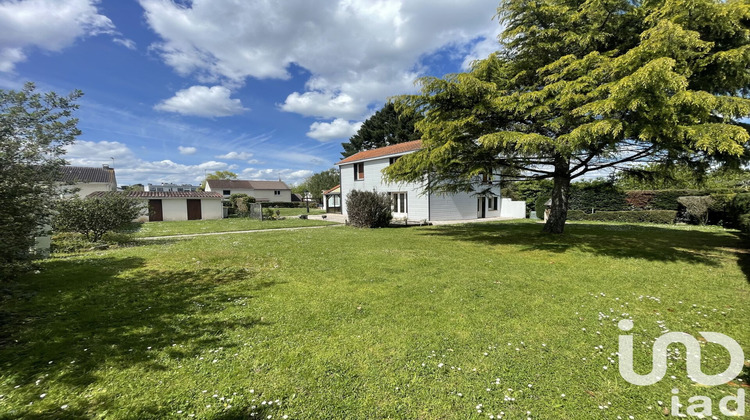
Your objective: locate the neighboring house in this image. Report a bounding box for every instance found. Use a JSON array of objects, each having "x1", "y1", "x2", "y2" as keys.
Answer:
[
  {"x1": 58, "y1": 164, "x2": 117, "y2": 197},
  {"x1": 335, "y1": 140, "x2": 526, "y2": 222},
  {"x1": 204, "y1": 179, "x2": 292, "y2": 202},
  {"x1": 145, "y1": 183, "x2": 200, "y2": 192},
  {"x1": 88, "y1": 191, "x2": 223, "y2": 222},
  {"x1": 323, "y1": 184, "x2": 341, "y2": 213}
]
